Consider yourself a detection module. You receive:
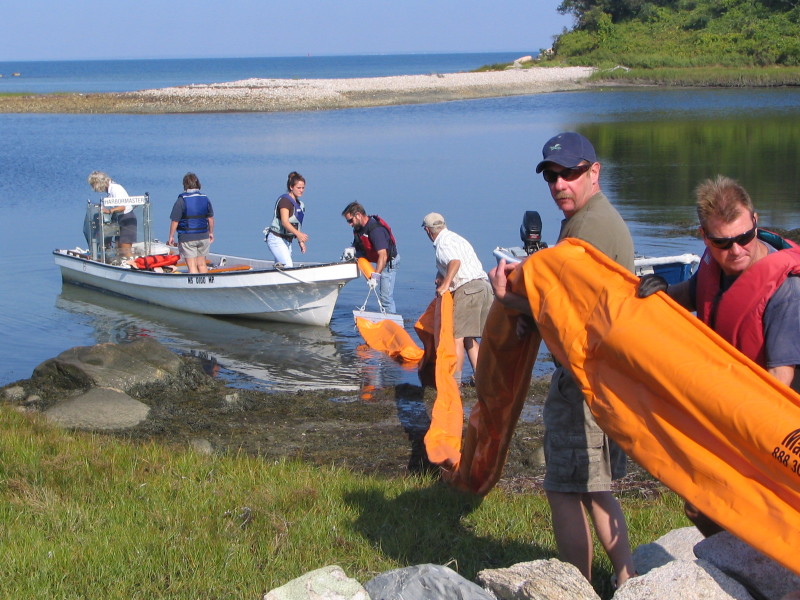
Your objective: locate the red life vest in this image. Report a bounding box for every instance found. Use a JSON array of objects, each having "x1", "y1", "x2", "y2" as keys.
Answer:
[
  {"x1": 134, "y1": 254, "x2": 180, "y2": 270},
  {"x1": 695, "y1": 231, "x2": 800, "y2": 366},
  {"x1": 354, "y1": 215, "x2": 397, "y2": 264}
]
